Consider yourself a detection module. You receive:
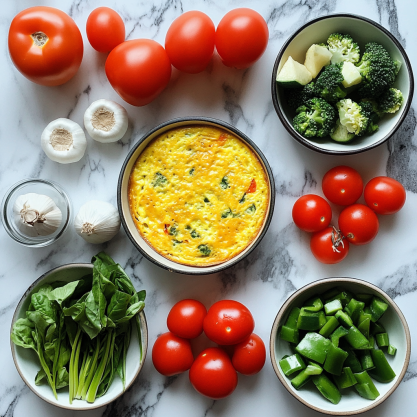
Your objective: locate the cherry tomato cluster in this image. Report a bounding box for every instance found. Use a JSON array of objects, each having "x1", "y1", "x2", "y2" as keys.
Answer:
[
  {"x1": 152, "y1": 299, "x2": 266, "y2": 399},
  {"x1": 9, "y1": 6, "x2": 268, "y2": 106},
  {"x1": 292, "y1": 166, "x2": 406, "y2": 264}
]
